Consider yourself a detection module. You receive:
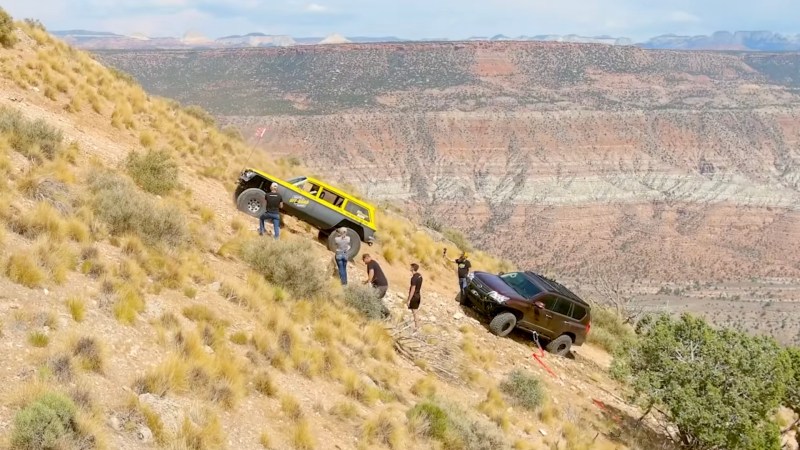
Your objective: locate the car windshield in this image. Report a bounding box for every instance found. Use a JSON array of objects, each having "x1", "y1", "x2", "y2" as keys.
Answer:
[{"x1": 499, "y1": 272, "x2": 541, "y2": 298}]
